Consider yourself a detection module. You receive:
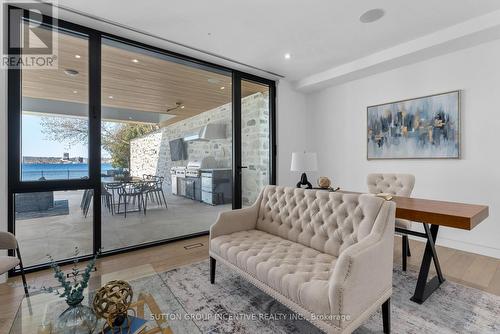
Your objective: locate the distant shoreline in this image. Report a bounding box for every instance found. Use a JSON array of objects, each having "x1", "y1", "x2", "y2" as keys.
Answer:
[
  {"x1": 22, "y1": 158, "x2": 112, "y2": 165},
  {"x1": 22, "y1": 163, "x2": 115, "y2": 181}
]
